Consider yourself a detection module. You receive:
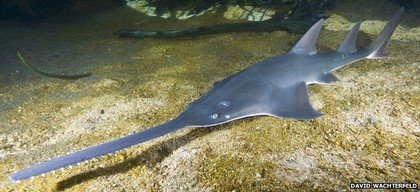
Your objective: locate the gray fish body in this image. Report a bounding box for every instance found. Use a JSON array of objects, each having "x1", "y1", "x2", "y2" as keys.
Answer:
[
  {"x1": 180, "y1": 49, "x2": 371, "y2": 126},
  {"x1": 178, "y1": 53, "x2": 326, "y2": 126},
  {"x1": 10, "y1": 8, "x2": 404, "y2": 182}
]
